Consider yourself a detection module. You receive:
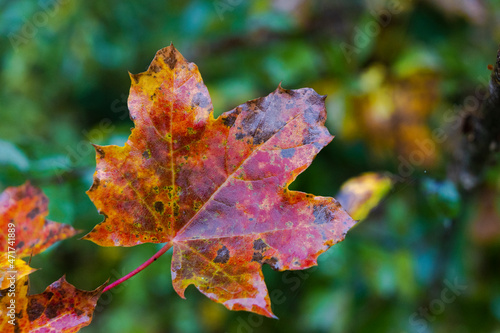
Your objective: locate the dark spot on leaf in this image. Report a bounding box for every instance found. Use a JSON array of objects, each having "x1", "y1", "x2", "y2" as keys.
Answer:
[
  {"x1": 130, "y1": 73, "x2": 139, "y2": 84},
  {"x1": 235, "y1": 132, "x2": 245, "y2": 140},
  {"x1": 27, "y1": 299, "x2": 44, "y2": 321},
  {"x1": 142, "y1": 150, "x2": 151, "y2": 159},
  {"x1": 222, "y1": 113, "x2": 237, "y2": 127},
  {"x1": 173, "y1": 202, "x2": 179, "y2": 216},
  {"x1": 252, "y1": 239, "x2": 270, "y2": 263},
  {"x1": 154, "y1": 201, "x2": 164, "y2": 214},
  {"x1": 192, "y1": 92, "x2": 210, "y2": 108},
  {"x1": 280, "y1": 148, "x2": 295, "y2": 159},
  {"x1": 221, "y1": 107, "x2": 242, "y2": 127},
  {"x1": 150, "y1": 63, "x2": 161, "y2": 73},
  {"x1": 253, "y1": 238, "x2": 268, "y2": 251},
  {"x1": 264, "y1": 257, "x2": 278, "y2": 268},
  {"x1": 101, "y1": 212, "x2": 109, "y2": 223},
  {"x1": 253, "y1": 134, "x2": 268, "y2": 145},
  {"x1": 313, "y1": 205, "x2": 334, "y2": 225},
  {"x1": 45, "y1": 301, "x2": 63, "y2": 319},
  {"x1": 303, "y1": 107, "x2": 318, "y2": 125},
  {"x1": 17, "y1": 241, "x2": 24, "y2": 248},
  {"x1": 75, "y1": 308, "x2": 84, "y2": 316},
  {"x1": 240, "y1": 97, "x2": 288, "y2": 146},
  {"x1": 307, "y1": 92, "x2": 322, "y2": 105},
  {"x1": 27, "y1": 207, "x2": 40, "y2": 219},
  {"x1": 95, "y1": 146, "x2": 105, "y2": 158},
  {"x1": 252, "y1": 252, "x2": 264, "y2": 263},
  {"x1": 313, "y1": 142, "x2": 323, "y2": 150},
  {"x1": 253, "y1": 97, "x2": 264, "y2": 110},
  {"x1": 89, "y1": 177, "x2": 100, "y2": 192},
  {"x1": 164, "y1": 47, "x2": 177, "y2": 70},
  {"x1": 213, "y1": 245, "x2": 230, "y2": 264}
]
